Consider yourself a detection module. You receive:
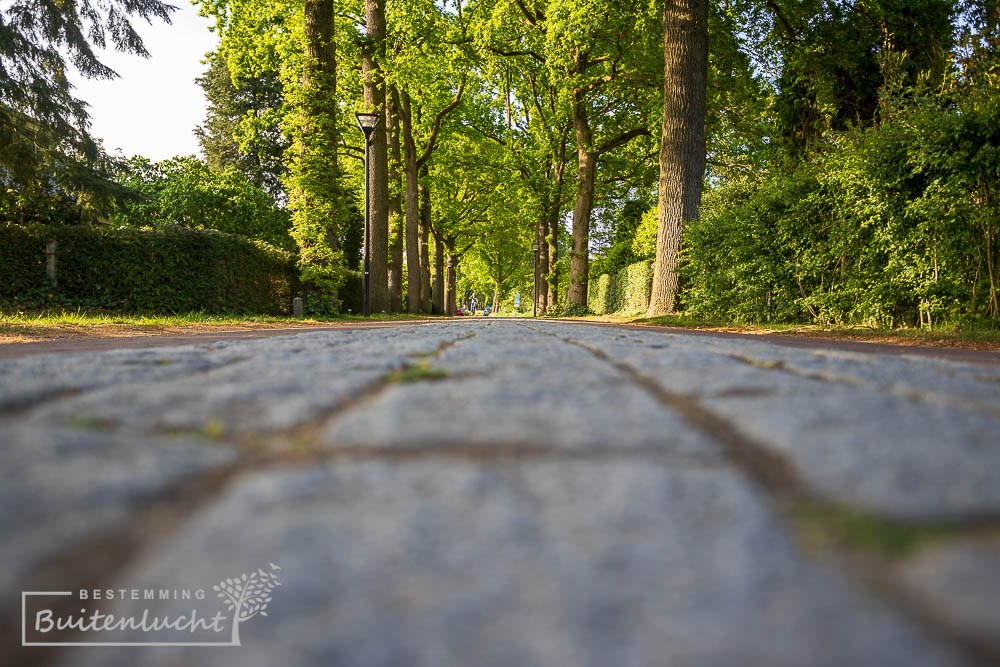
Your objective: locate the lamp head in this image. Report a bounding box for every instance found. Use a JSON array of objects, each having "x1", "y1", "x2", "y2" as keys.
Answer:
[{"x1": 355, "y1": 112, "x2": 379, "y2": 138}]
